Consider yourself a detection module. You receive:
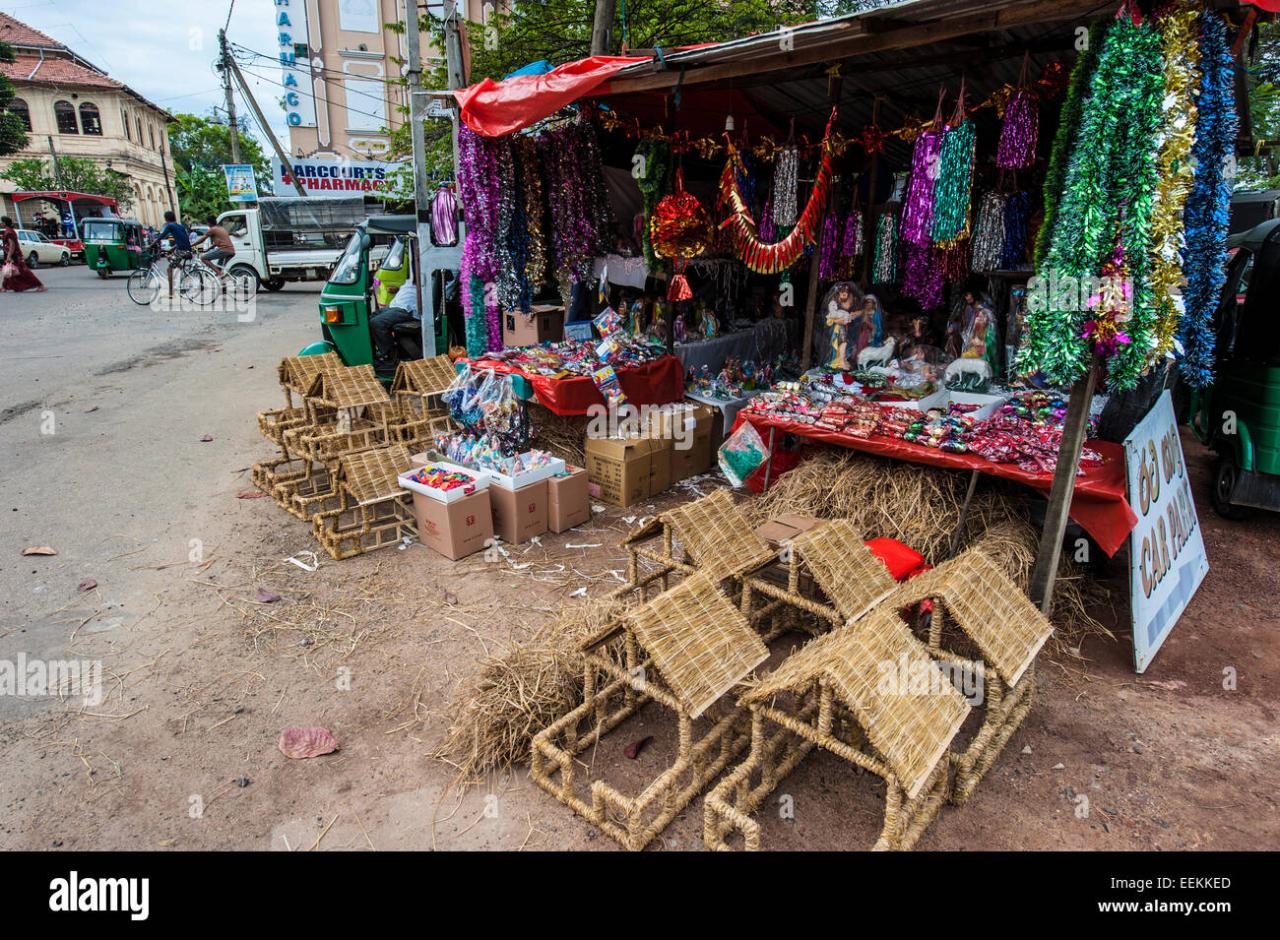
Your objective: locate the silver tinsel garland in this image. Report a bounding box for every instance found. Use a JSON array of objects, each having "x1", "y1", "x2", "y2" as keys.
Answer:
[
  {"x1": 970, "y1": 191, "x2": 1008, "y2": 273},
  {"x1": 772, "y1": 146, "x2": 799, "y2": 227}
]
